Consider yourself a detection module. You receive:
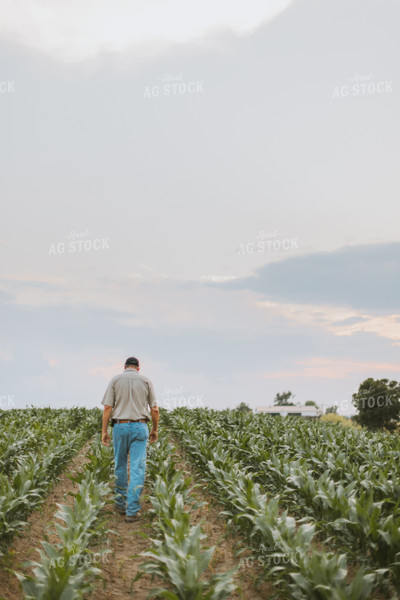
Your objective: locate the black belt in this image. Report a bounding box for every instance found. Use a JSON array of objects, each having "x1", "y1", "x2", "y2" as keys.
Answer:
[{"x1": 113, "y1": 418, "x2": 147, "y2": 423}]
